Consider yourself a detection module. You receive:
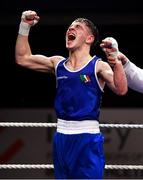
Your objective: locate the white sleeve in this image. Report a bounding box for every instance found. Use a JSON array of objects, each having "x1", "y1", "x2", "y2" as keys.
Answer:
[{"x1": 124, "y1": 61, "x2": 143, "y2": 93}]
